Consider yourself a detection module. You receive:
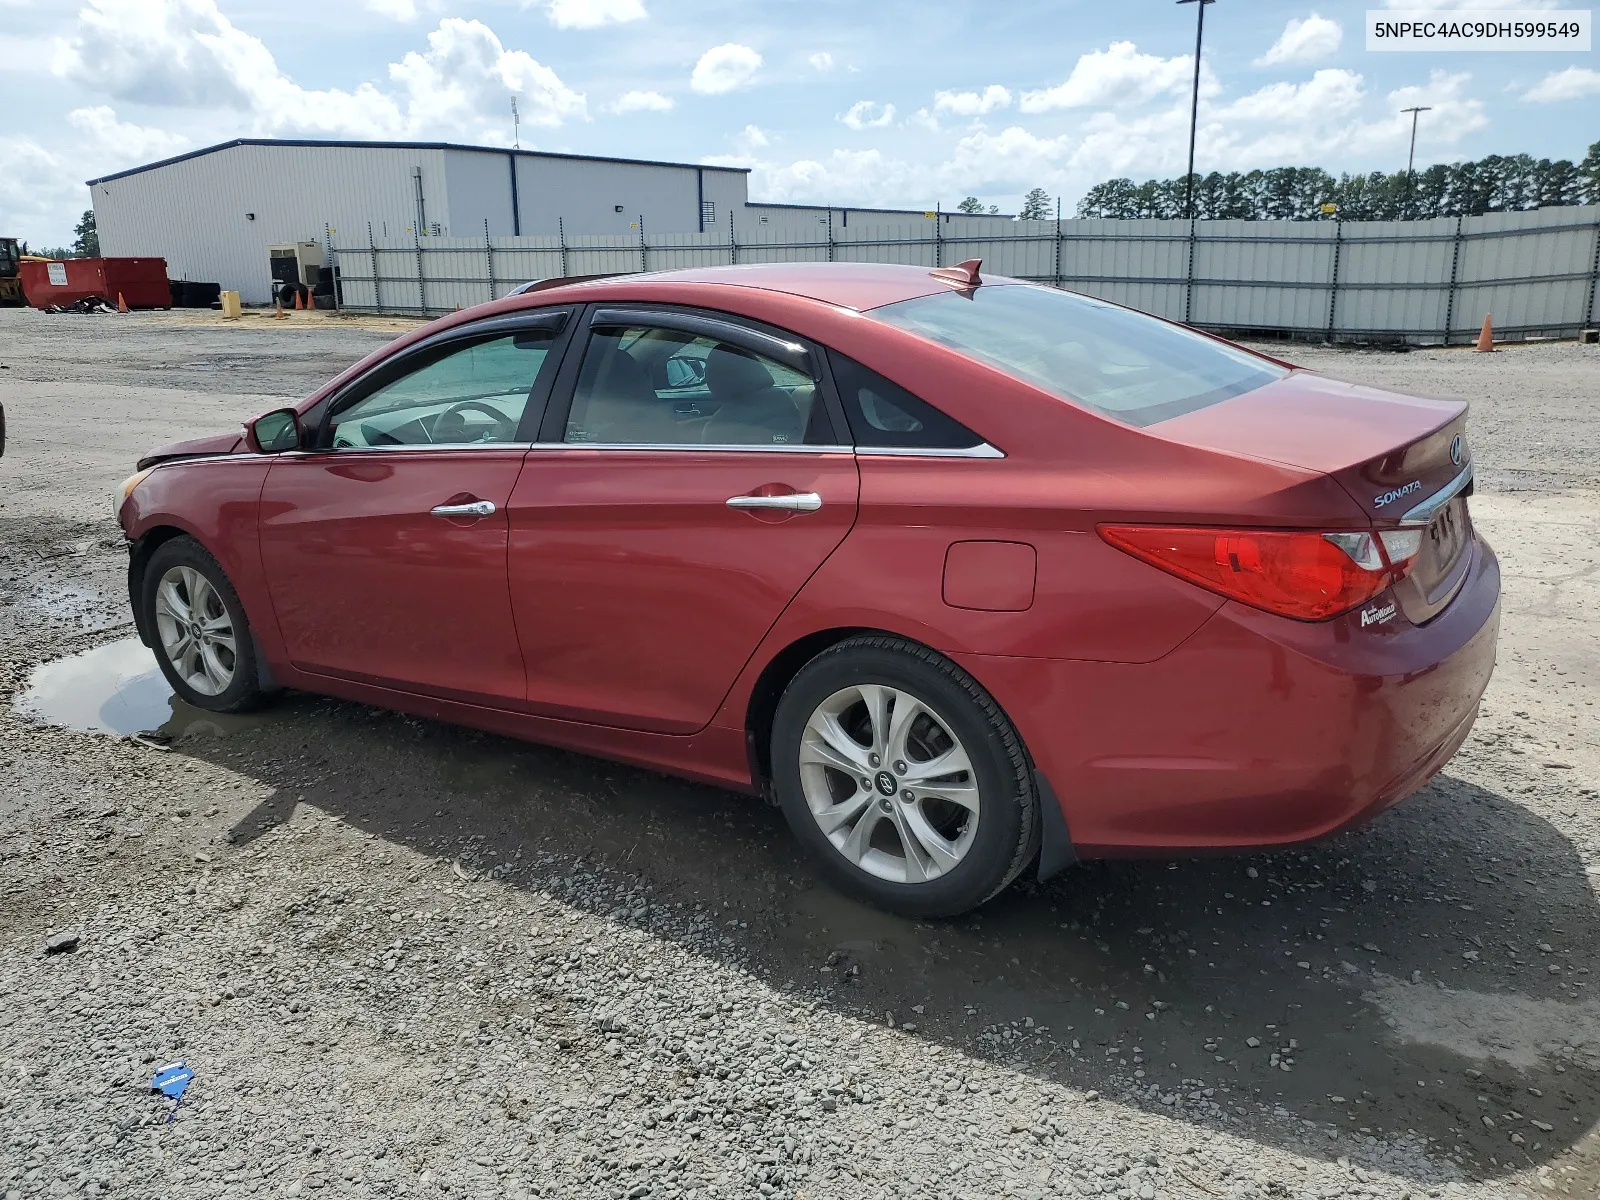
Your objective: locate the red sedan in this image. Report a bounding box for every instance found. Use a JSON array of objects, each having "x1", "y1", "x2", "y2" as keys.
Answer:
[{"x1": 115, "y1": 262, "x2": 1499, "y2": 917}]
